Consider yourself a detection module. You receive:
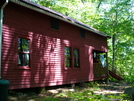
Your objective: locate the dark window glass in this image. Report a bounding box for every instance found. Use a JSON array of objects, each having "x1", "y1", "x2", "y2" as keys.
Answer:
[
  {"x1": 65, "y1": 47, "x2": 71, "y2": 57},
  {"x1": 73, "y1": 48, "x2": 79, "y2": 67},
  {"x1": 74, "y1": 48, "x2": 79, "y2": 58},
  {"x1": 65, "y1": 47, "x2": 72, "y2": 68},
  {"x1": 51, "y1": 18, "x2": 59, "y2": 30},
  {"x1": 80, "y1": 29, "x2": 85, "y2": 38},
  {"x1": 65, "y1": 58, "x2": 72, "y2": 67},
  {"x1": 18, "y1": 38, "x2": 30, "y2": 66},
  {"x1": 18, "y1": 53, "x2": 29, "y2": 66},
  {"x1": 74, "y1": 58, "x2": 79, "y2": 67},
  {"x1": 64, "y1": 47, "x2": 80, "y2": 68}
]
